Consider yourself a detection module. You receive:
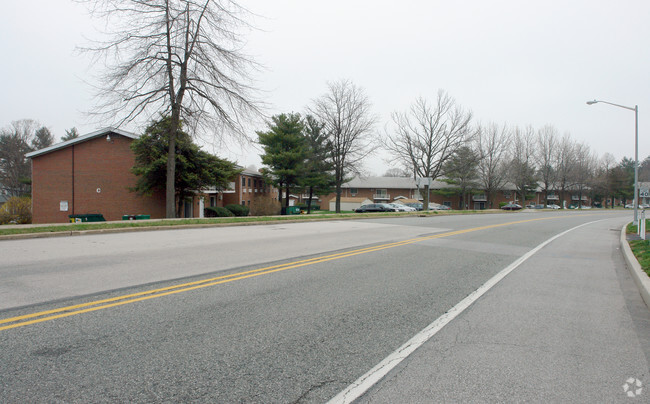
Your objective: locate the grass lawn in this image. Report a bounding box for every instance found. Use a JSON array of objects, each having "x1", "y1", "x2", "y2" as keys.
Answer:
[{"x1": 627, "y1": 221, "x2": 650, "y2": 277}]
